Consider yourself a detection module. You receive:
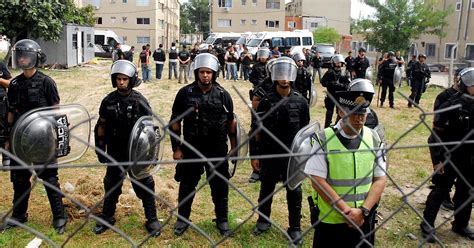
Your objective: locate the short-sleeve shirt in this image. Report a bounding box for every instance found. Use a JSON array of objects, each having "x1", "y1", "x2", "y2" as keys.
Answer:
[{"x1": 304, "y1": 121, "x2": 387, "y2": 178}]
